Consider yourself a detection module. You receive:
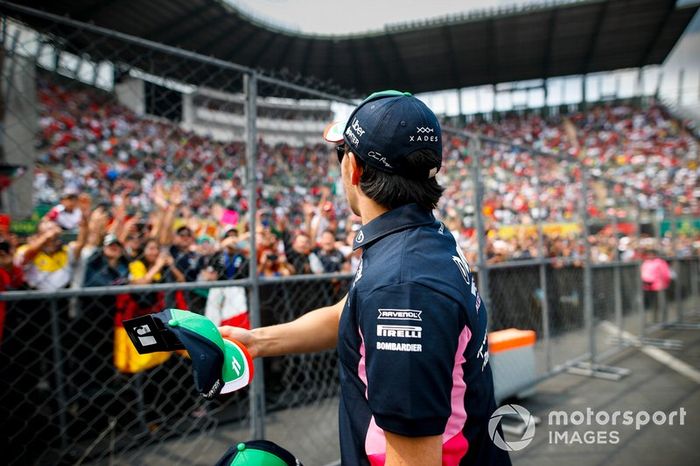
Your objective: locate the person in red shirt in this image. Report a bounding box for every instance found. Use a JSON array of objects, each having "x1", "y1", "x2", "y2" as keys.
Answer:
[{"x1": 0, "y1": 238, "x2": 25, "y2": 344}]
